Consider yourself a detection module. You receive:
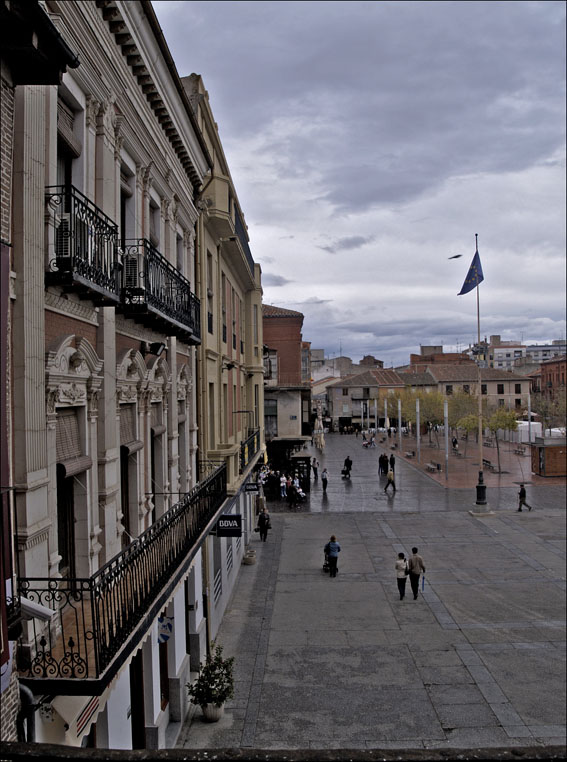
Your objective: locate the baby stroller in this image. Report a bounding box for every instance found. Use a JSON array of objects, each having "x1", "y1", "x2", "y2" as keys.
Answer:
[{"x1": 323, "y1": 551, "x2": 329, "y2": 573}]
